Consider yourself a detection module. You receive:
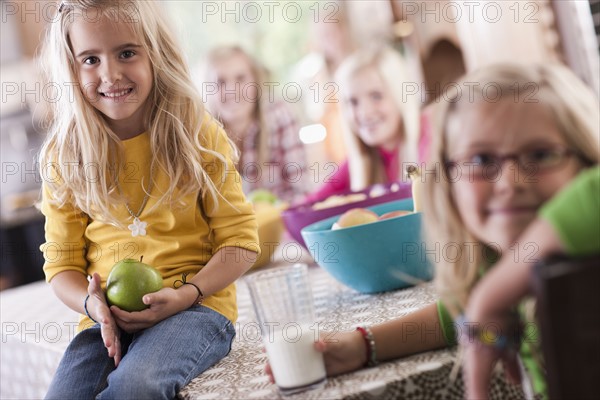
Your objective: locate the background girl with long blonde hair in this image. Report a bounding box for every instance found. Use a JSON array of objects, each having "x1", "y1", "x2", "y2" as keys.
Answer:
[
  {"x1": 40, "y1": 1, "x2": 259, "y2": 398},
  {"x1": 305, "y1": 46, "x2": 421, "y2": 202},
  {"x1": 202, "y1": 46, "x2": 309, "y2": 203}
]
